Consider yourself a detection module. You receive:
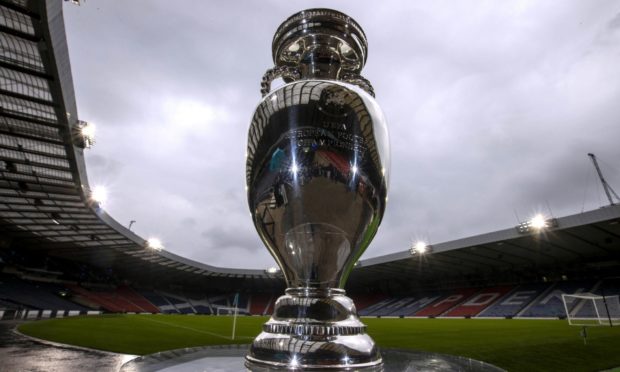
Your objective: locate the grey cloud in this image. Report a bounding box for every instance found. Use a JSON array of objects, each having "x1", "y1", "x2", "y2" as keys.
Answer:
[
  {"x1": 84, "y1": 154, "x2": 123, "y2": 178},
  {"x1": 609, "y1": 12, "x2": 620, "y2": 29},
  {"x1": 180, "y1": 217, "x2": 196, "y2": 228},
  {"x1": 200, "y1": 227, "x2": 262, "y2": 253},
  {"x1": 66, "y1": 1, "x2": 620, "y2": 269}
]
